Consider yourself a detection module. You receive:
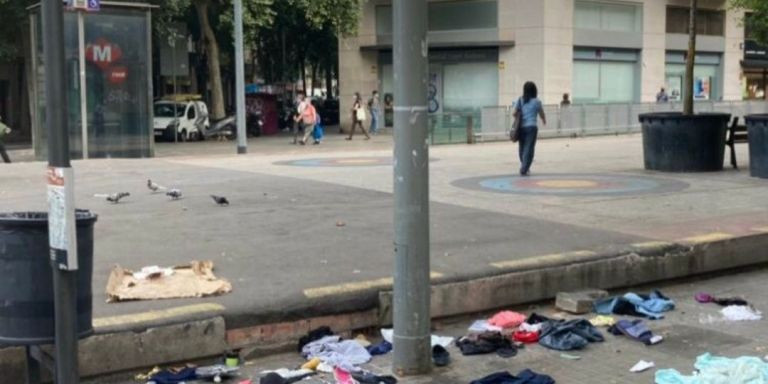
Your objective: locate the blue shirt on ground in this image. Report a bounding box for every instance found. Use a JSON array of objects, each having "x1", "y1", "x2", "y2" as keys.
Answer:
[{"x1": 515, "y1": 98, "x2": 542, "y2": 128}]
